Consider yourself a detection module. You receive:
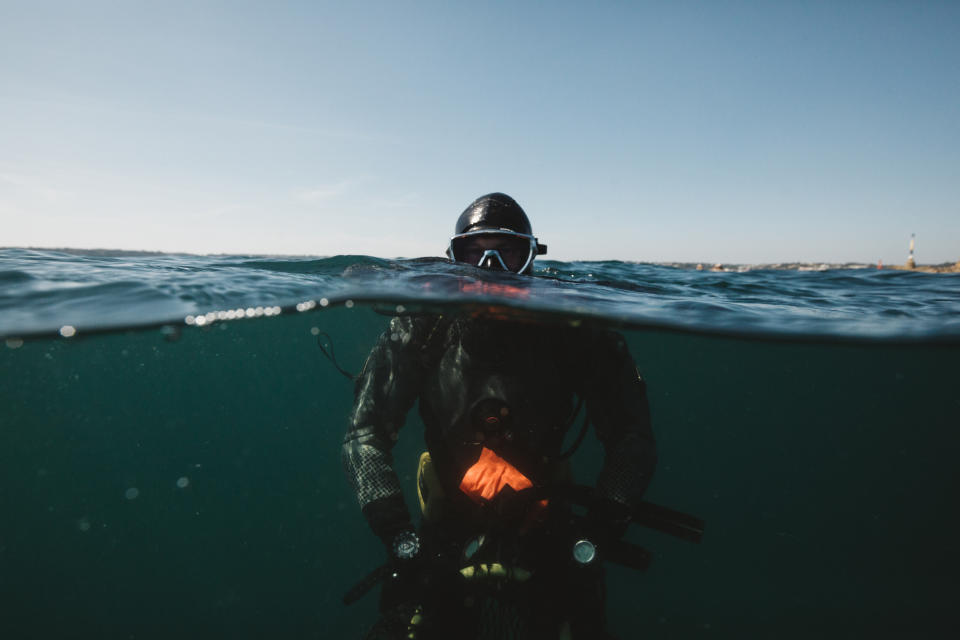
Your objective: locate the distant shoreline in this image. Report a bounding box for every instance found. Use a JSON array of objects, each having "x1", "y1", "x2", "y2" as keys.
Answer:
[
  {"x1": 886, "y1": 263, "x2": 960, "y2": 274},
  {"x1": 672, "y1": 261, "x2": 960, "y2": 273}
]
